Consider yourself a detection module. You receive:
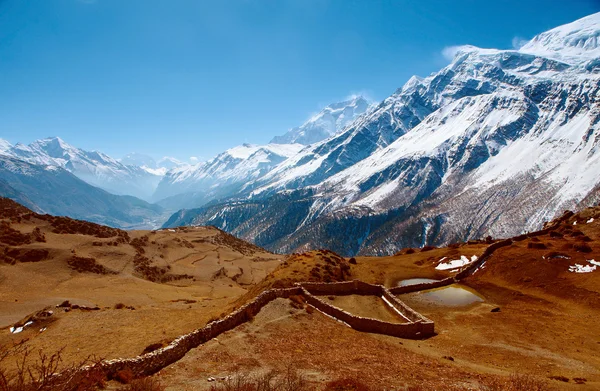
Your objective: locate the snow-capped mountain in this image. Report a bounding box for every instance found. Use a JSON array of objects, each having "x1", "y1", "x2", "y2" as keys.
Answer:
[
  {"x1": 519, "y1": 13, "x2": 600, "y2": 63},
  {"x1": 0, "y1": 139, "x2": 12, "y2": 153},
  {"x1": 270, "y1": 96, "x2": 372, "y2": 145},
  {"x1": 165, "y1": 13, "x2": 600, "y2": 256},
  {"x1": 0, "y1": 137, "x2": 163, "y2": 201},
  {"x1": 120, "y1": 153, "x2": 186, "y2": 176},
  {"x1": 0, "y1": 154, "x2": 164, "y2": 228},
  {"x1": 153, "y1": 143, "x2": 304, "y2": 208}
]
